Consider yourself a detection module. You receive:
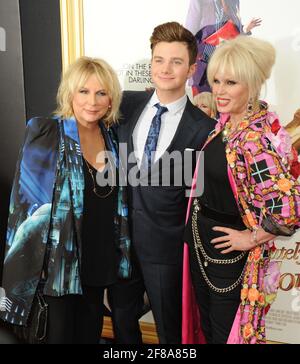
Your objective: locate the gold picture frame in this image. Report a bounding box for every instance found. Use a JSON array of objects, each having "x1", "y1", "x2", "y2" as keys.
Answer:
[{"x1": 59, "y1": 0, "x2": 85, "y2": 73}]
